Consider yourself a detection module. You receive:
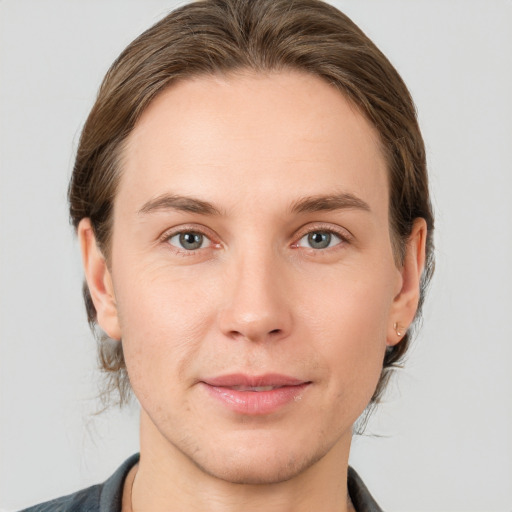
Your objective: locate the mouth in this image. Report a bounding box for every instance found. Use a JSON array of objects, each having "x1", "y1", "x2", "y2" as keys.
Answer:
[
  {"x1": 200, "y1": 374, "x2": 311, "y2": 415},
  {"x1": 228, "y1": 385, "x2": 280, "y2": 392}
]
